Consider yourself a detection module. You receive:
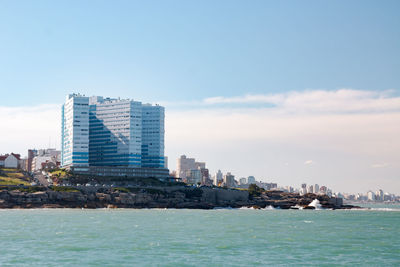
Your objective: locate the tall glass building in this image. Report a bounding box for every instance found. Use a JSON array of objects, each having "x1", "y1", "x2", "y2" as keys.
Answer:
[
  {"x1": 61, "y1": 94, "x2": 90, "y2": 167},
  {"x1": 61, "y1": 94, "x2": 165, "y2": 173},
  {"x1": 142, "y1": 104, "x2": 165, "y2": 168}
]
